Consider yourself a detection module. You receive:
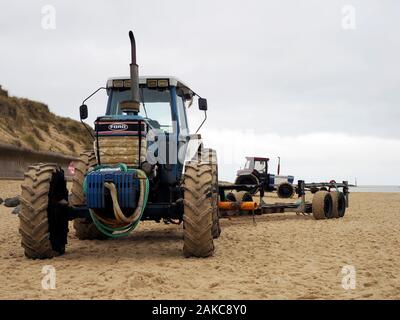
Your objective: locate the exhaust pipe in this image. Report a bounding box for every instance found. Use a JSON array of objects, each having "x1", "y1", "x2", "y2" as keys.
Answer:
[{"x1": 120, "y1": 30, "x2": 140, "y2": 114}]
